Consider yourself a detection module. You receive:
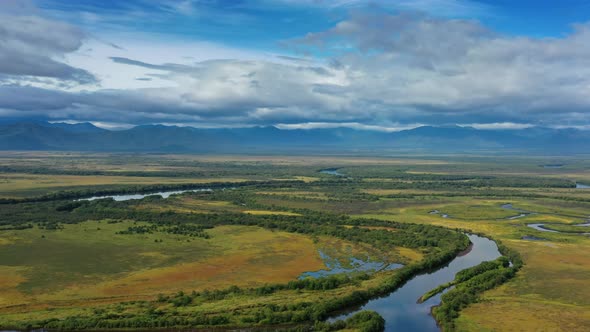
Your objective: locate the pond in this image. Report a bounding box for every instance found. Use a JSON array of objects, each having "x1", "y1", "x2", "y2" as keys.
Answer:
[
  {"x1": 428, "y1": 210, "x2": 451, "y2": 218},
  {"x1": 319, "y1": 168, "x2": 344, "y2": 176},
  {"x1": 521, "y1": 235, "x2": 547, "y2": 241},
  {"x1": 300, "y1": 250, "x2": 403, "y2": 279},
  {"x1": 542, "y1": 164, "x2": 564, "y2": 169}
]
